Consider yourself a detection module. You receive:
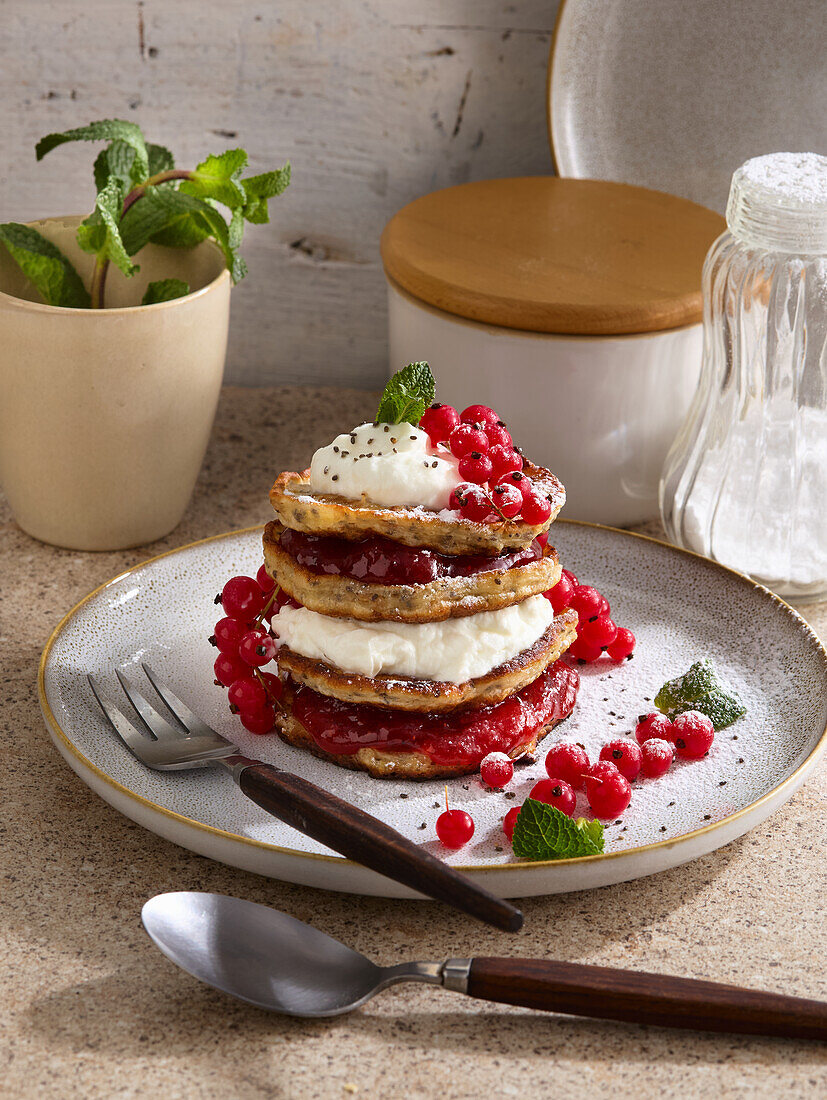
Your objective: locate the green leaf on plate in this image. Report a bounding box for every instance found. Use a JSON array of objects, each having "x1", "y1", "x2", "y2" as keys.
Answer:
[{"x1": 511, "y1": 800, "x2": 605, "y2": 862}]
